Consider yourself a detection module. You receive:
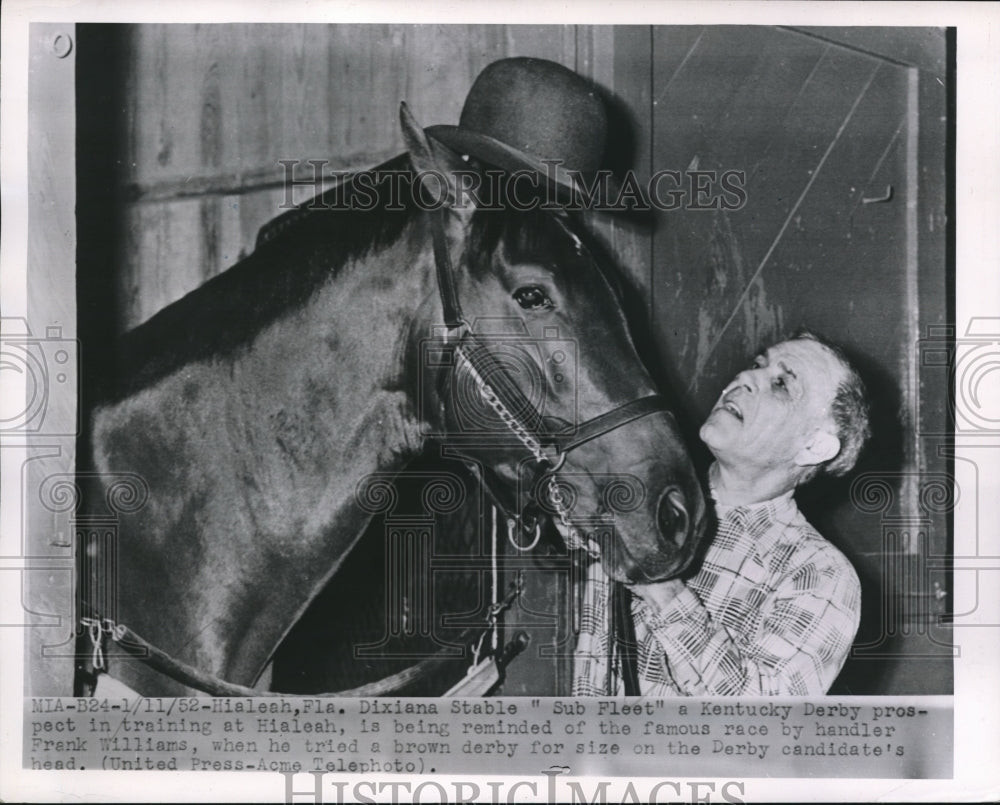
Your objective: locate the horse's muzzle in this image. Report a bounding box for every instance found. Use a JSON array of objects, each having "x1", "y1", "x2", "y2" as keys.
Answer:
[
  {"x1": 656, "y1": 486, "x2": 691, "y2": 550},
  {"x1": 609, "y1": 484, "x2": 706, "y2": 584}
]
